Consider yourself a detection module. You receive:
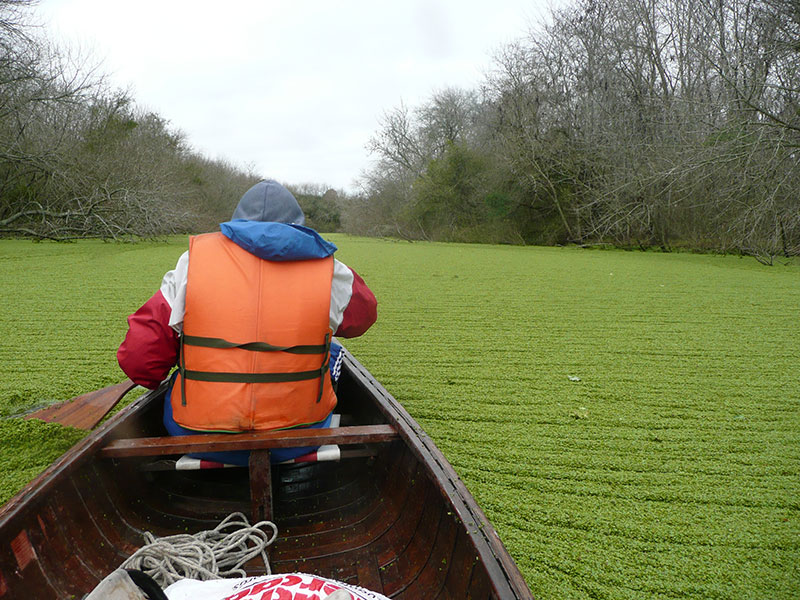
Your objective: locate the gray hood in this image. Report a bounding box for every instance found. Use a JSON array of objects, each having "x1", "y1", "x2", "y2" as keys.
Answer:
[{"x1": 231, "y1": 179, "x2": 305, "y2": 225}]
